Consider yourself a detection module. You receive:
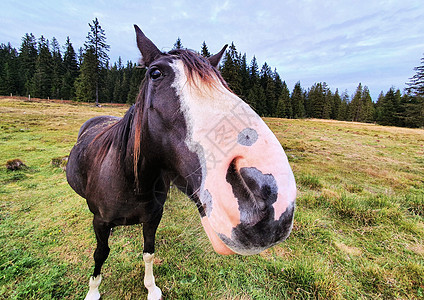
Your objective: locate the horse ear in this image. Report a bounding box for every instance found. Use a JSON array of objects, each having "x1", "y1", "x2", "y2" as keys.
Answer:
[
  {"x1": 134, "y1": 25, "x2": 161, "y2": 67},
  {"x1": 208, "y1": 44, "x2": 228, "y2": 68}
]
